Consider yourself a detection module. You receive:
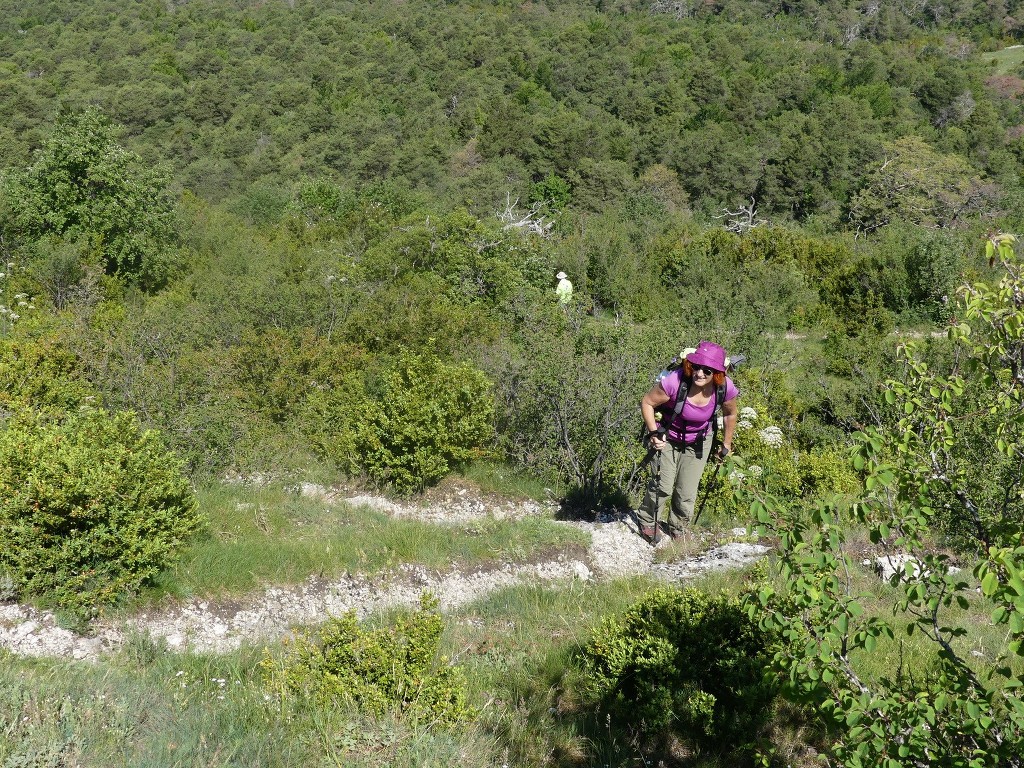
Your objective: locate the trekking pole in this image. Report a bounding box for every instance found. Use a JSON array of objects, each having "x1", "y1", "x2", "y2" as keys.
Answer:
[
  {"x1": 649, "y1": 448, "x2": 662, "y2": 544},
  {"x1": 692, "y1": 453, "x2": 725, "y2": 528}
]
